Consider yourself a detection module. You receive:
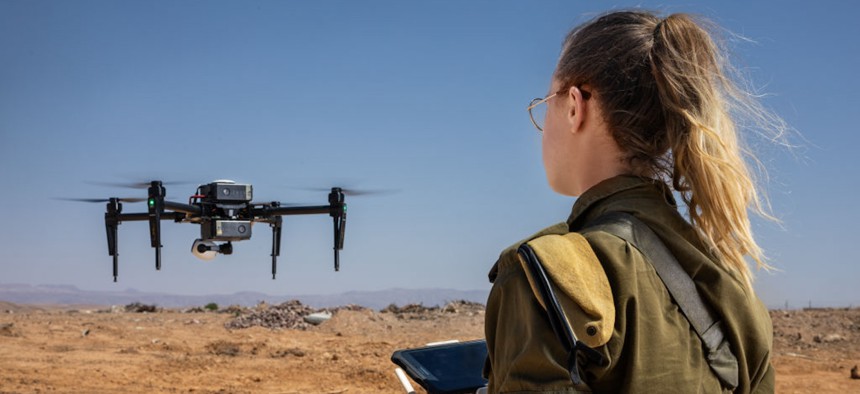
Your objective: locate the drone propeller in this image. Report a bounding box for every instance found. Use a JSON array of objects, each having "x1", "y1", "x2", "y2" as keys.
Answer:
[
  {"x1": 85, "y1": 180, "x2": 191, "y2": 189},
  {"x1": 56, "y1": 197, "x2": 147, "y2": 203},
  {"x1": 252, "y1": 201, "x2": 315, "y2": 207},
  {"x1": 298, "y1": 187, "x2": 398, "y2": 196}
]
